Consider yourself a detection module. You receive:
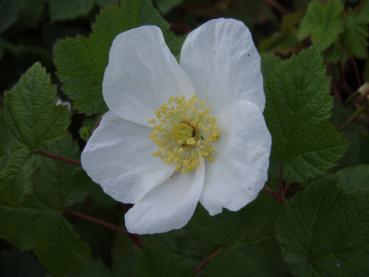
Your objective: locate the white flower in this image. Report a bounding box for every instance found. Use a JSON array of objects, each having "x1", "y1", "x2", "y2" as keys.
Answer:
[{"x1": 81, "y1": 18, "x2": 272, "y2": 235}]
